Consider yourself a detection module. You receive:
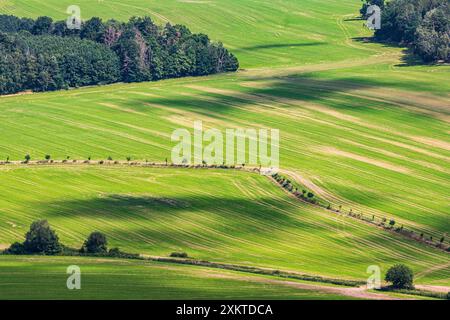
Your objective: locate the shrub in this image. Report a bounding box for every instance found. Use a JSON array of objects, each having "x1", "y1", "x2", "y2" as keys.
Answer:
[
  {"x1": 45, "y1": 154, "x2": 51, "y2": 160},
  {"x1": 81, "y1": 231, "x2": 108, "y2": 254},
  {"x1": 170, "y1": 252, "x2": 188, "y2": 258},
  {"x1": 106, "y1": 247, "x2": 139, "y2": 259},
  {"x1": 108, "y1": 247, "x2": 121, "y2": 256},
  {"x1": 385, "y1": 264, "x2": 414, "y2": 289},
  {"x1": 3, "y1": 242, "x2": 26, "y2": 254},
  {"x1": 23, "y1": 220, "x2": 61, "y2": 254}
]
